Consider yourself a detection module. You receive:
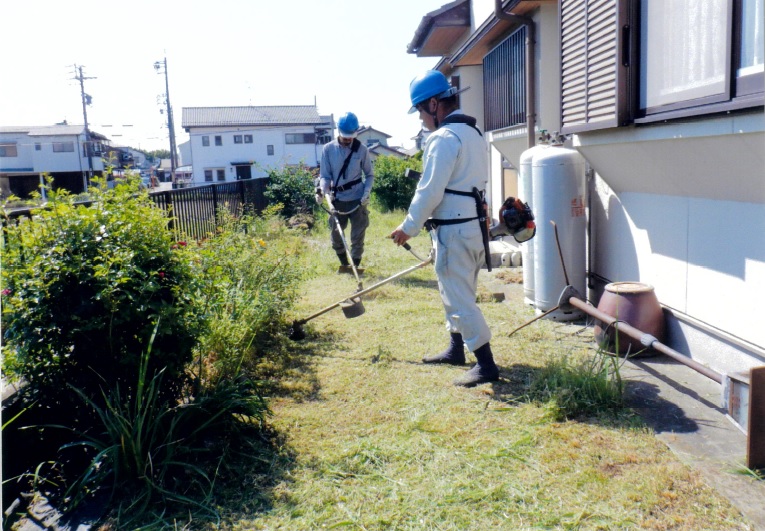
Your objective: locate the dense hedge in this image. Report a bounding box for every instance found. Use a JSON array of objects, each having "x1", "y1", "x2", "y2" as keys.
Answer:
[{"x1": 371, "y1": 153, "x2": 422, "y2": 212}]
